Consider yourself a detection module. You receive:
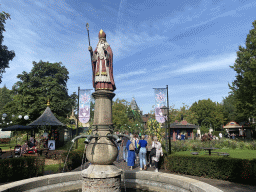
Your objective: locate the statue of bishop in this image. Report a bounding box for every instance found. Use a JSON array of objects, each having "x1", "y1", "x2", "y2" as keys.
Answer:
[{"x1": 88, "y1": 29, "x2": 116, "y2": 91}]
